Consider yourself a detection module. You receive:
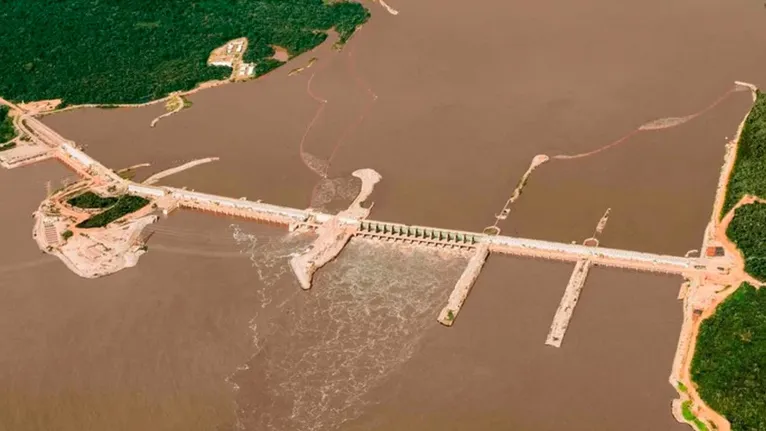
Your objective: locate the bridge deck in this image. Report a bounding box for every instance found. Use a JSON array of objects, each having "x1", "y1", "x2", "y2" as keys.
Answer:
[
  {"x1": 486, "y1": 236, "x2": 696, "y2": 274},
  {"x1": 18, "y1": 111, "x2": 714, "y2": 283}
]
